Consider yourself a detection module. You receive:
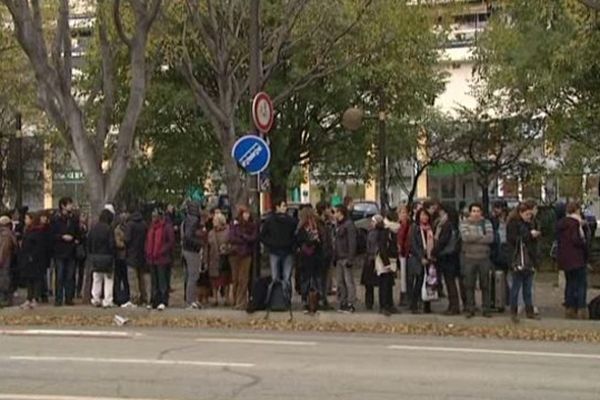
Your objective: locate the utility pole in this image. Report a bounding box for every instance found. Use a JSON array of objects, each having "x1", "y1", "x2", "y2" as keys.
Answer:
[
  {"x1": 248, "y1": 0, "x2": 261, "y2": 215},
  {"x1": 15, "y1": 112, "x2": 23, "y2": 209},
  {"x1": 378, "y1": 91, "x2": 388, "y2": 213}
]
